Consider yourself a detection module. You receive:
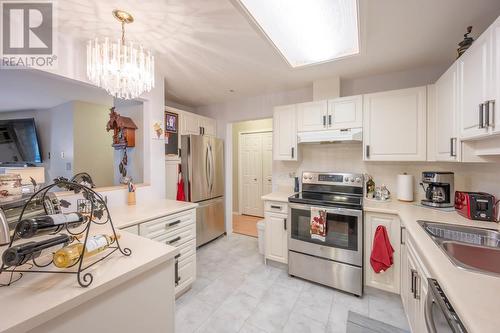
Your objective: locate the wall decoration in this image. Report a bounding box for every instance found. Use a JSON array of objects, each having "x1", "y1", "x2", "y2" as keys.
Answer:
[
  {"x1": 153, "y1": 121, "x2": 164, "y2": 140},
  {"x1": 106, "y1": 107, "x2": 138, "y2": 149},
  {"x1": 165, "y1": 112, "x2": 178, "y2": 134}
]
